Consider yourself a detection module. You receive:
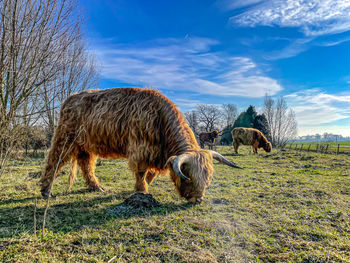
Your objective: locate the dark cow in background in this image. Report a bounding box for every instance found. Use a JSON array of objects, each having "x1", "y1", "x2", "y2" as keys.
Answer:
[
  {"x1": 40, "y1": 87, "x2": 241, "y2": 204},
  {"x1": 199, "y1": 130, "x2": 220, "y2": 150},
  {"x1": 232, "y1": 127, "x2": 272, "y2": 154}
]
